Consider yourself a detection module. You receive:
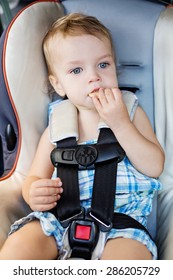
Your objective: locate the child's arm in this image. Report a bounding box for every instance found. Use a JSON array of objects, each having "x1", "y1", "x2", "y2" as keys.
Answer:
[
  {"x1": 22, "y1": 127, "x2": 63, "y2": 211},
  {"x1": 90, "y1": 88, "x2": 165, "y2": 178}
]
